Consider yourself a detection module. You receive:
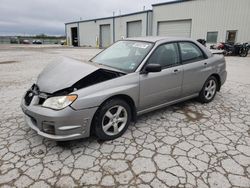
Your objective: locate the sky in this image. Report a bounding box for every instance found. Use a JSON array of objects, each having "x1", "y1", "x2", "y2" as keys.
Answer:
[{"x1": 0, "y1": 0, "x2": 170, "y2": 36}]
